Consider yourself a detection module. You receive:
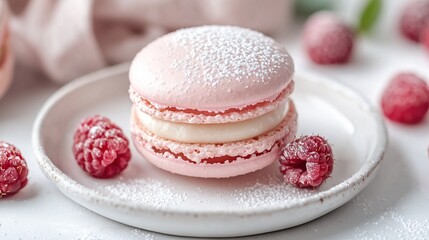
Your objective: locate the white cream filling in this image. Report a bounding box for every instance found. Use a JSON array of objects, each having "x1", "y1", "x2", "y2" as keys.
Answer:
[{"x1": 136, "y1": 101, "x2": 289, "y2": 144}]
